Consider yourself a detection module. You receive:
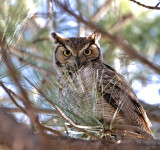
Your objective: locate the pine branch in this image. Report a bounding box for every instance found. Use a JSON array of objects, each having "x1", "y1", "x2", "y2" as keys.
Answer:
[
  {"x1": 24, "y1": 77, "x2": 100, "y2": 140},
  {"x1": 3, "y1": 101, "x2": 159, "y2": 126}
]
